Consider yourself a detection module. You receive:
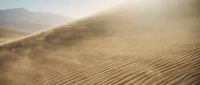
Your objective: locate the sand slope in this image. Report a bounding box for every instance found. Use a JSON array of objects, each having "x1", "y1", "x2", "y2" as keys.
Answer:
[
  {"x1": 0, "y1": 1, "x2": 200, "y2": 85},
  {"x1": 0, "y1": 28, "x2": 26, "y2": 43}
]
